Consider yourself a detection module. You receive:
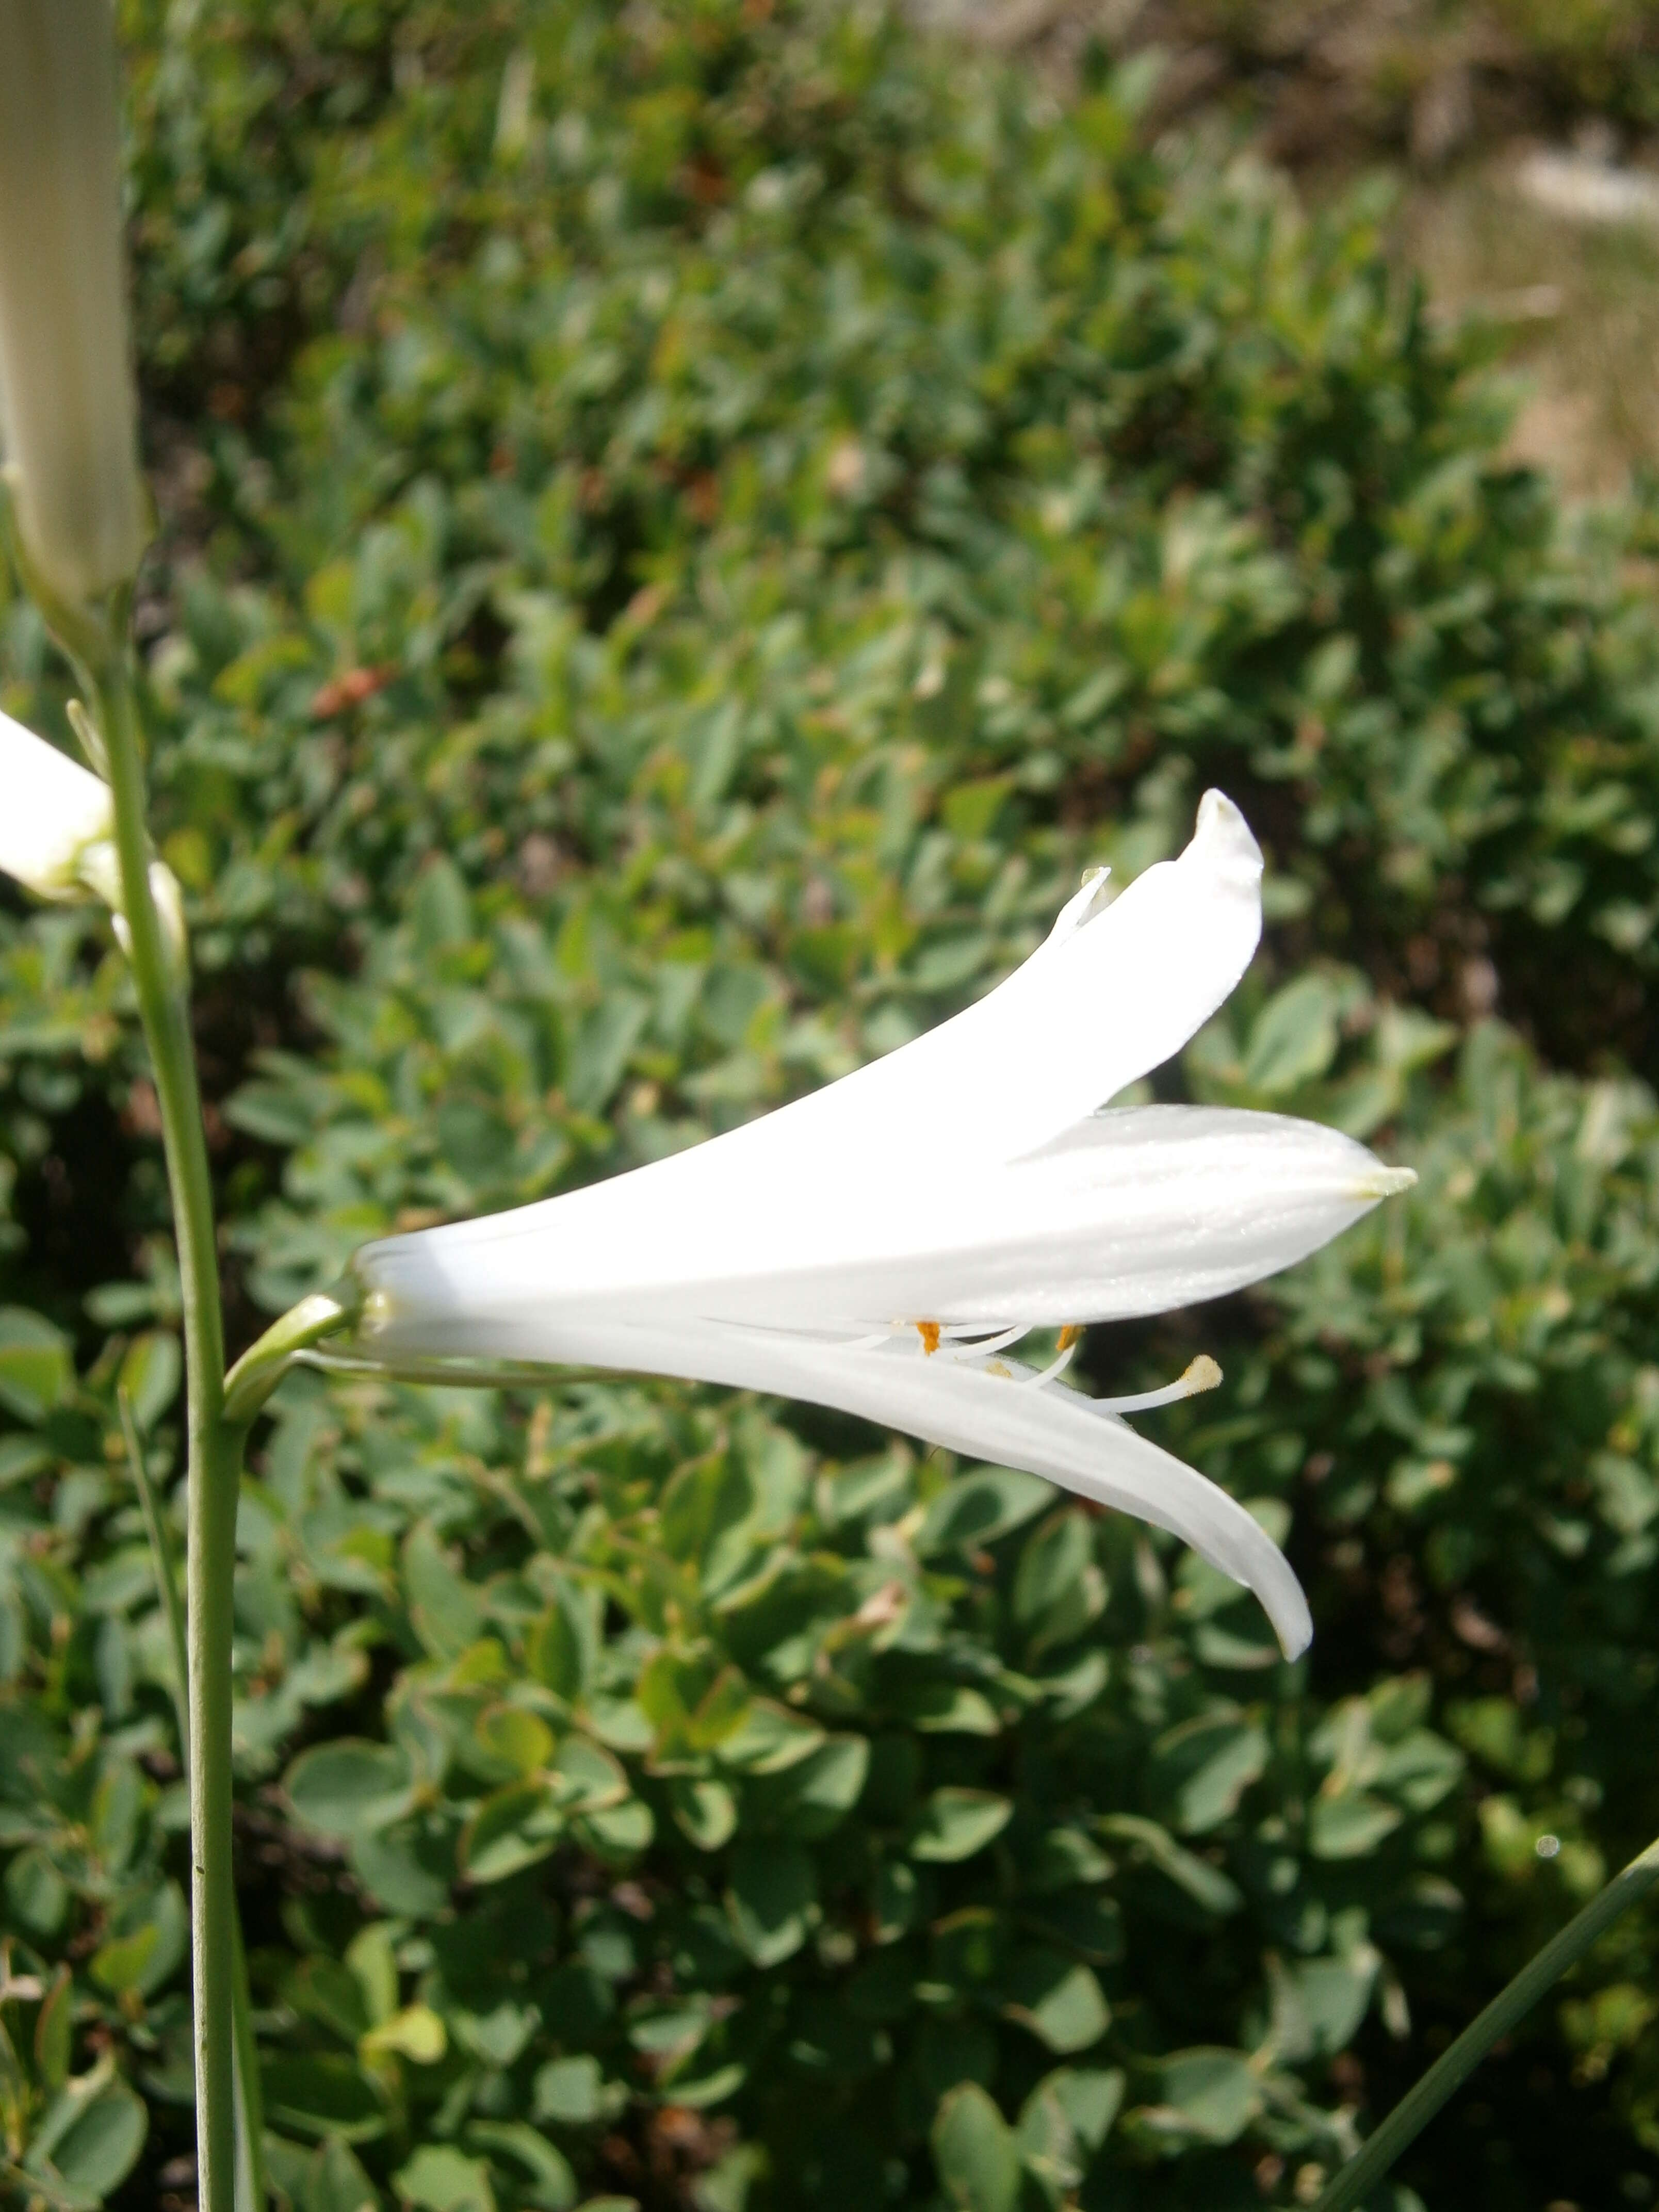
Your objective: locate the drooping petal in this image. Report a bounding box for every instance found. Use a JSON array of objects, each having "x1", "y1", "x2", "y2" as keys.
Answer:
[{"x1": 350, "y1": 1297, "x2": 1313, "y2": 1657}]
